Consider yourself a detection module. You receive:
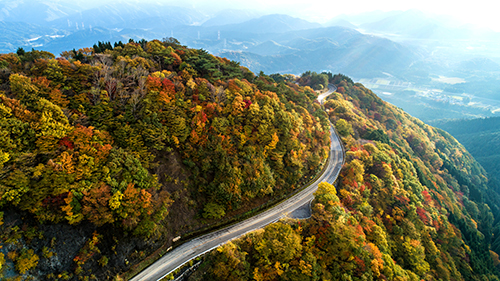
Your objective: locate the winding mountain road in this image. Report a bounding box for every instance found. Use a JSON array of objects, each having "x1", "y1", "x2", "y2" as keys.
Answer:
[{"x1": 130, "y1": 84, "x2": 343, "y2": 281}]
